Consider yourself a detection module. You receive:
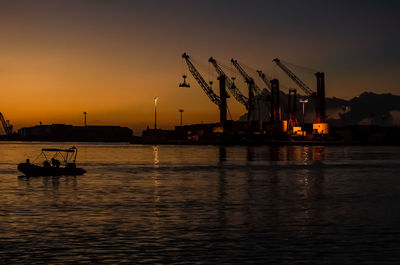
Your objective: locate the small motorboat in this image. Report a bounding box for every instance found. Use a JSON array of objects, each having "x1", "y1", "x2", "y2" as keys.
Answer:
[{"x1": 18, "y1": 146, "x2": 86, "y2": 176}]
